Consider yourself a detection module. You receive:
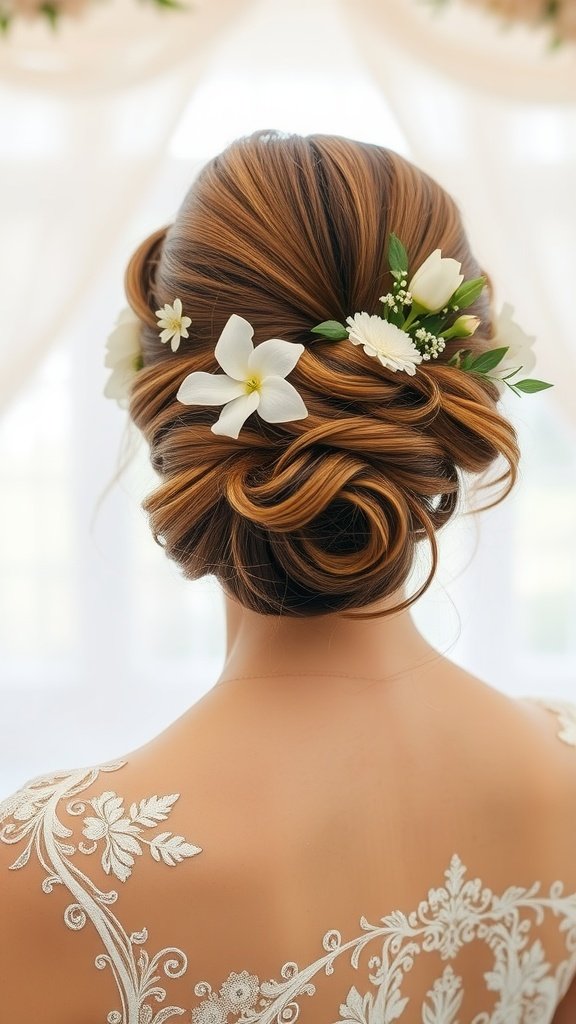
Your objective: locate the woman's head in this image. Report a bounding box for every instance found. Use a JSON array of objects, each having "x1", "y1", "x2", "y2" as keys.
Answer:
[{"x1": 124, "y1": 129, "x2": 520, "y2": 620}]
